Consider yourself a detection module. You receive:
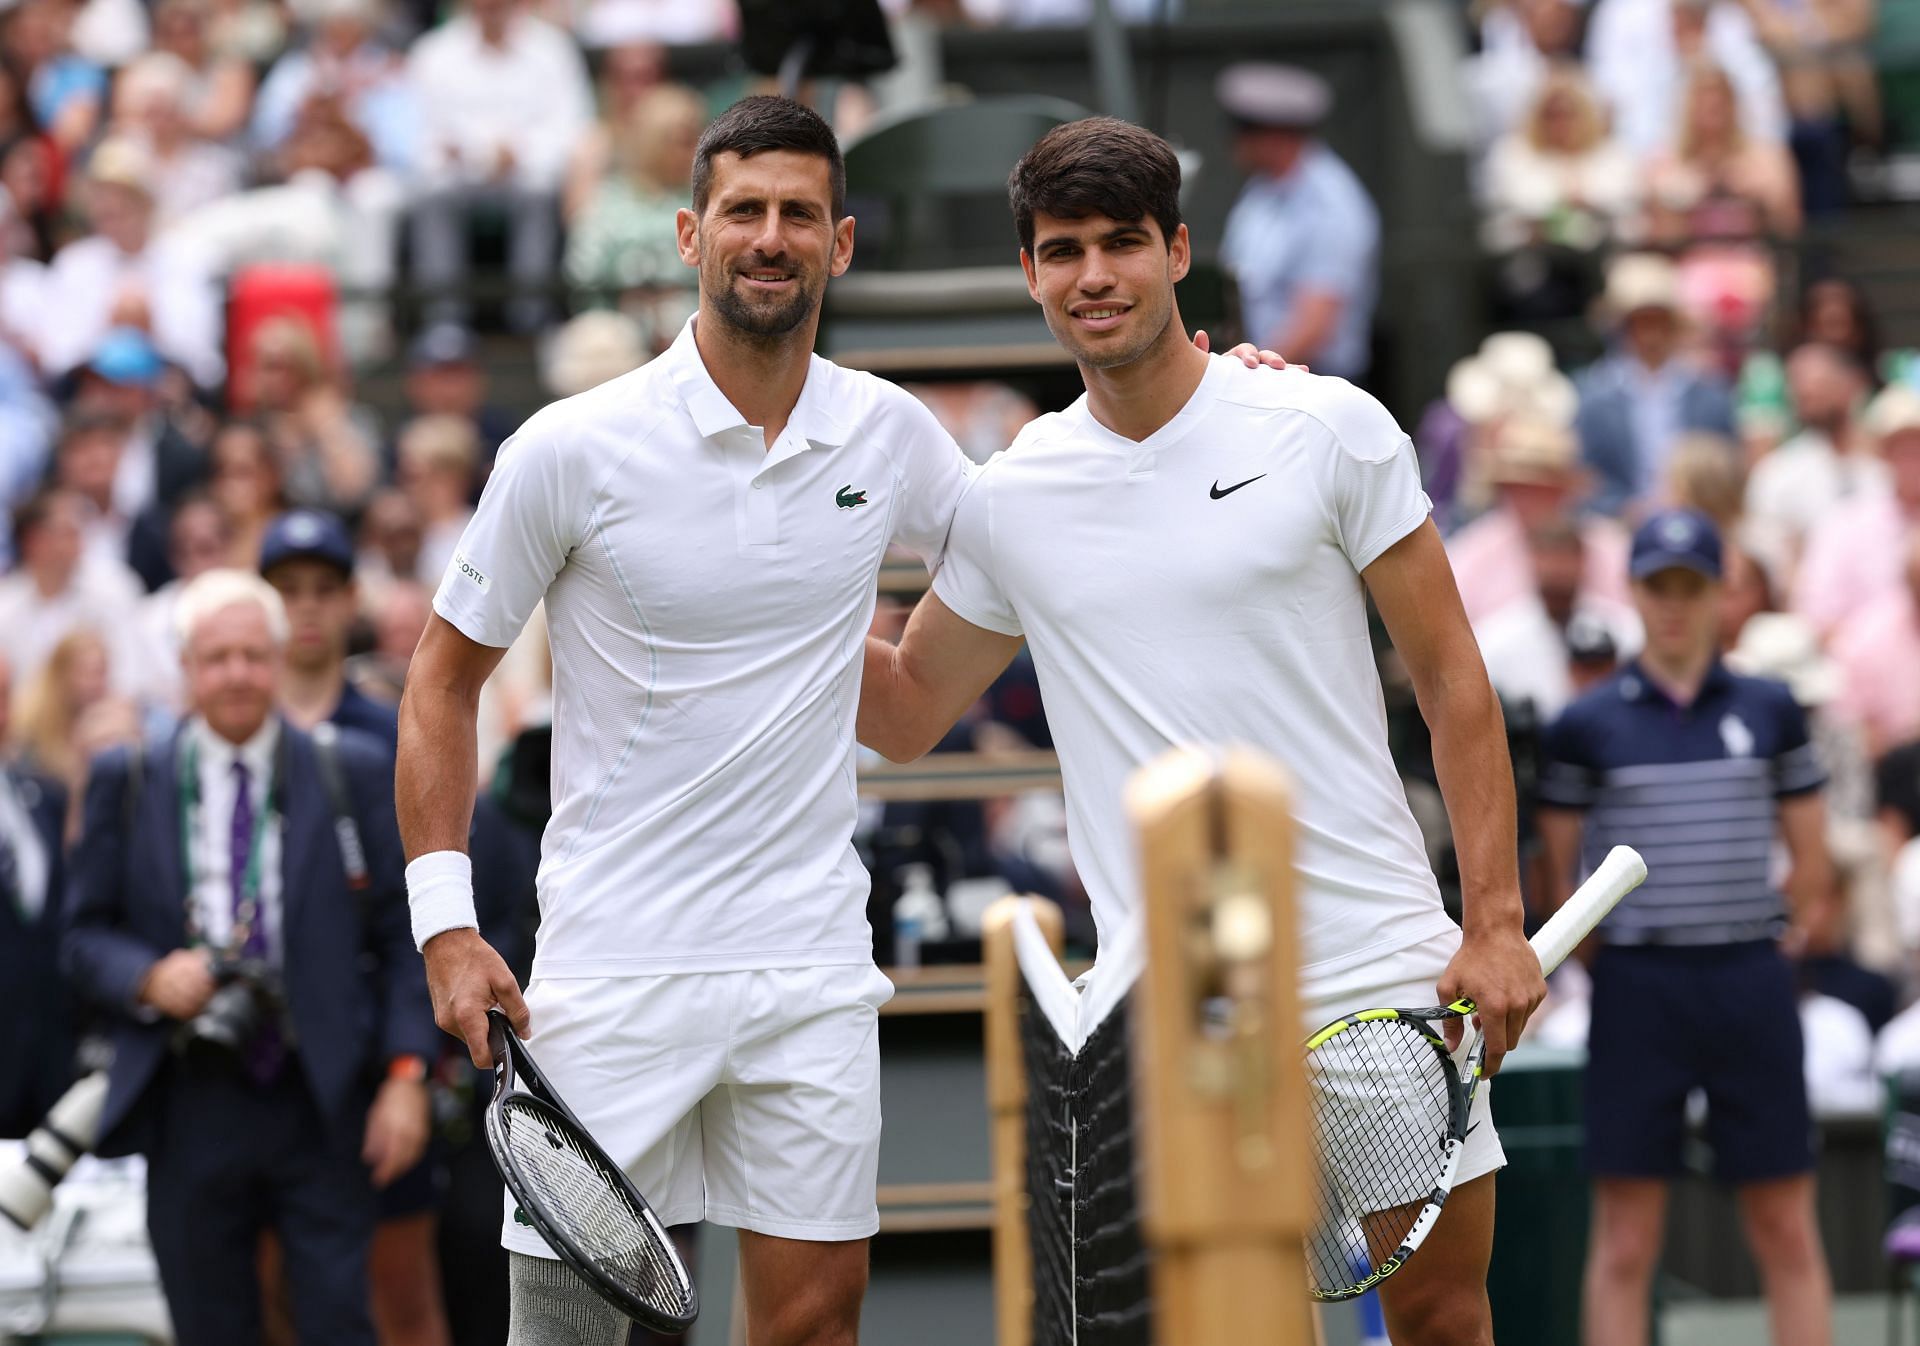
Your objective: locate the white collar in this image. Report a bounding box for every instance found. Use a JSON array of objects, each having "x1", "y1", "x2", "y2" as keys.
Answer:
[
  {"x1": 191, "y1": 715, "x2": 279, "y2": 783},
  {"x1": 661, "y1": 316, "x2": 850, "y2": 450}
]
